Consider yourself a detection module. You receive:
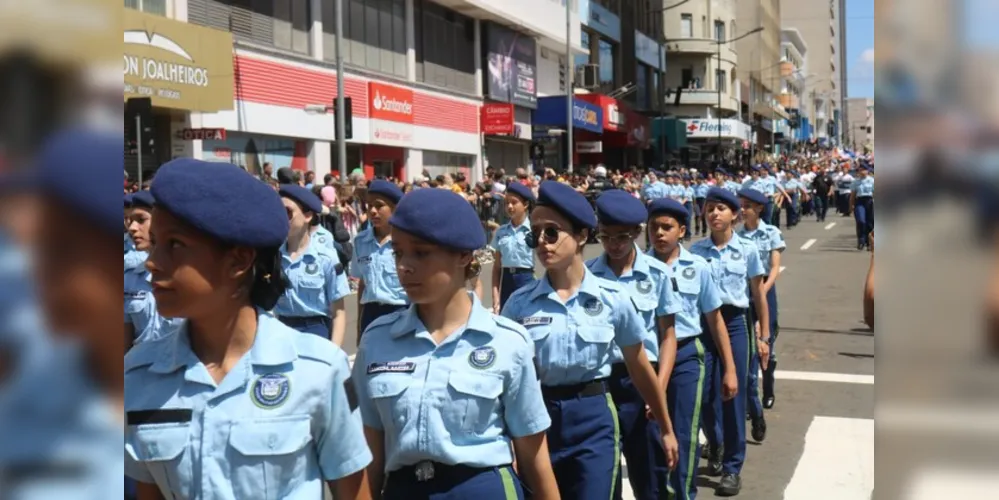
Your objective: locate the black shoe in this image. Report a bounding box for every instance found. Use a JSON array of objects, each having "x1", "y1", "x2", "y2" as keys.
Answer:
[
  {"x1": 763, "y1": 396, "x2": 775, "y2": 409},
  {"x1": 857, "y1": 242, "x2": 865, "y2": 250},
  {"x1": 716, "y1": 474, "x2": 742, "y2": 496},
  {"x1": 706, "y1": 446, "x2": 724, "y2": 476},
  {"x1": 751, "y1": 415, "x2": 767, "y2": 442}
]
